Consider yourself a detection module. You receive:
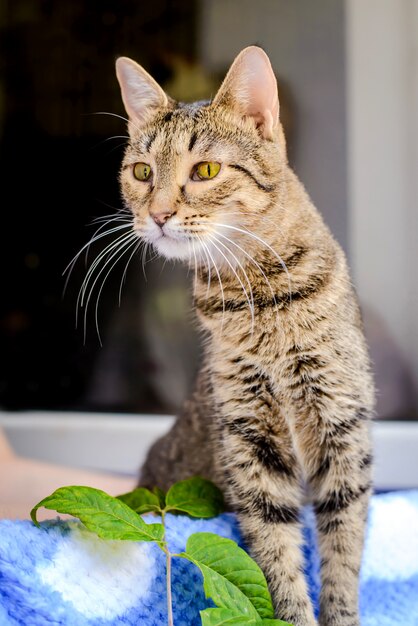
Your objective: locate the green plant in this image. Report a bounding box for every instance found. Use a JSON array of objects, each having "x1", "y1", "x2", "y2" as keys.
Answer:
[{"x1": 31, "y1": 477, "x2": 291, "y2": 626}]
